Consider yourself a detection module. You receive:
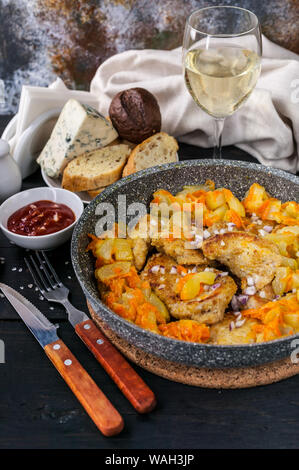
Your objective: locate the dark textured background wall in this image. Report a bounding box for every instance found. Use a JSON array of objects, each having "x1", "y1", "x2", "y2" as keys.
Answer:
[{"x1": 0, "y1": 0, "x2": 298, "y2": 114}]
